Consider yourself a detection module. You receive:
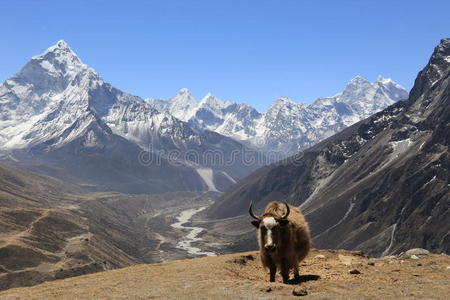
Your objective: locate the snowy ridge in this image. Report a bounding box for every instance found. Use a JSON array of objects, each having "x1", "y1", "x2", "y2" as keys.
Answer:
[{"x1": 150, "y1": 77, "x2": 408, "y2": 156}]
